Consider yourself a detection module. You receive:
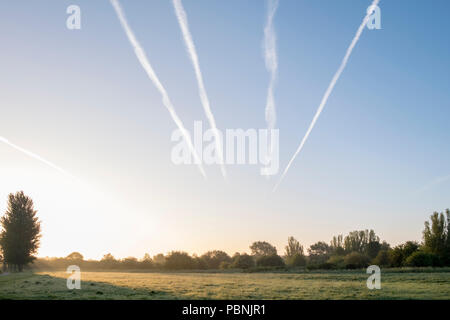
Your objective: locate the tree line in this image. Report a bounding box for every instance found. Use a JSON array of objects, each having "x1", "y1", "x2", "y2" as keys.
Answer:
[{"x1": 1, "y1": 191, "x2": 450, "y2": 272}]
